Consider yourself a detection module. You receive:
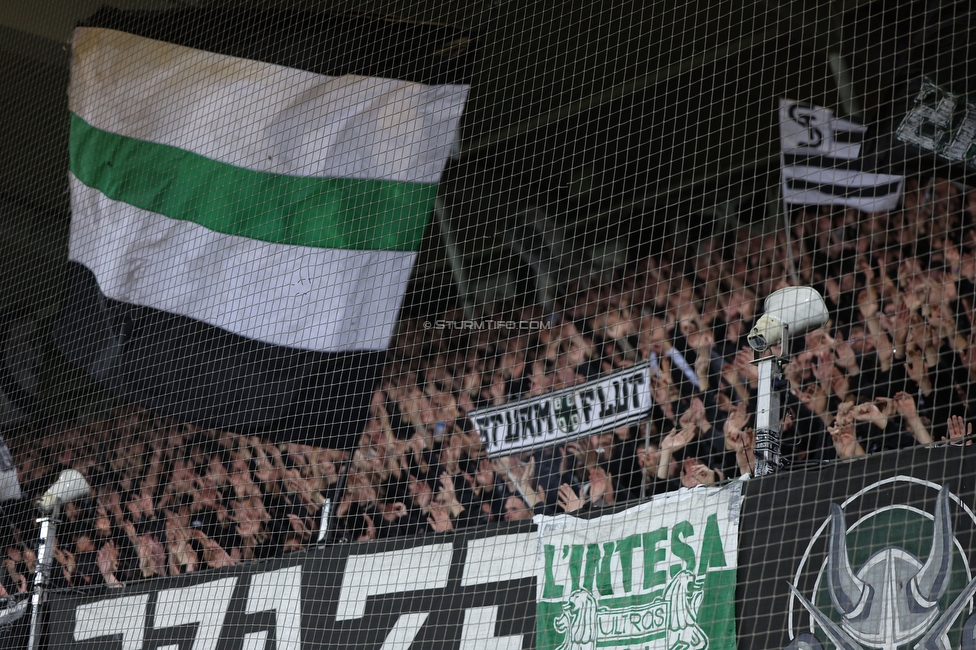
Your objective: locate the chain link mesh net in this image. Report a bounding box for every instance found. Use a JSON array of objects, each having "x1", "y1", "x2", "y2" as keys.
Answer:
[{"x1": 1, "y1": 1, "x2": 976, "y2": 649}]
